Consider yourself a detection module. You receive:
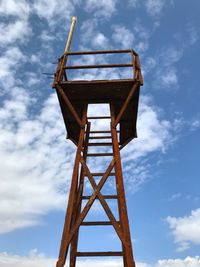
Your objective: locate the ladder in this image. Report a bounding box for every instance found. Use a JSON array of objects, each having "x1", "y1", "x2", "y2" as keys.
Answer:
[{"x1": 56, "y1": 104, "x2": 136, "y2": 267}]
